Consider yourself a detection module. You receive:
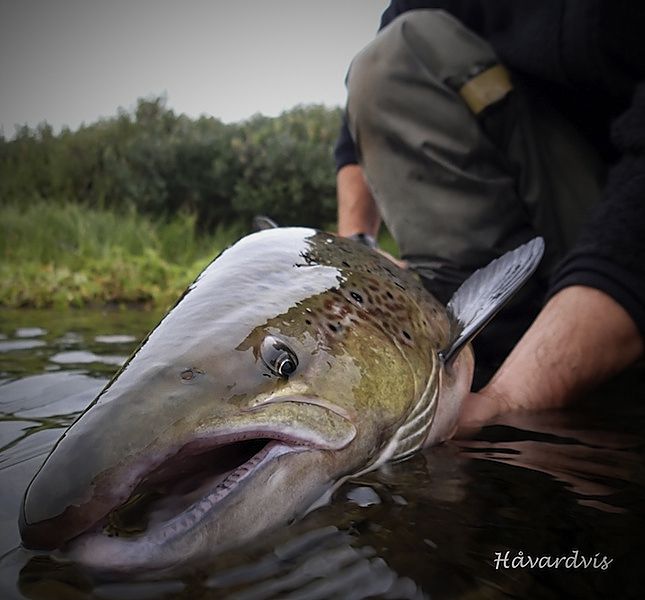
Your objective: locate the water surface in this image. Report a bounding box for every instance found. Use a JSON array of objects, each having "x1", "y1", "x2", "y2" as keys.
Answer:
[{"x1": 1, "y1": 309, "x2": 644, "y2": 599}]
